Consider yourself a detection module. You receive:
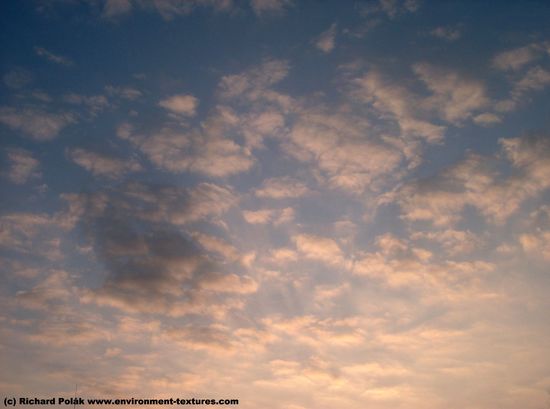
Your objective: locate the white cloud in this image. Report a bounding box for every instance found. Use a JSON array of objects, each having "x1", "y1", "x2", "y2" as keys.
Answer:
[
  {"x1": 158, "y1": 94, "x2": 198, "y2": 117},
  {"x1": 4, "y1": 148, "x2": 41, "y2": 184},
  {"x1": 0, "y1": 106, "x2": 76, "y2": 141},
  {"x1": 315, "y1": 23, "x2": 337, "y2": 54}
]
